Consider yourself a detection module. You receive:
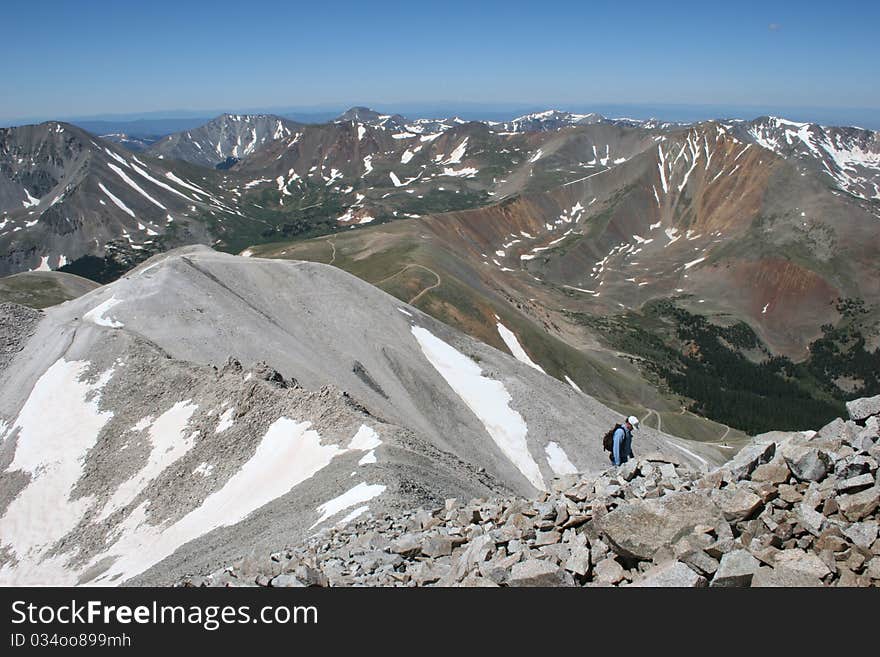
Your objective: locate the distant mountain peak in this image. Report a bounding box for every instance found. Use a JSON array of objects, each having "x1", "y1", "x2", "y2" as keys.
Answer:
[{"x1": 337, "y1": 106, "x2": 383, "y2": 123}]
